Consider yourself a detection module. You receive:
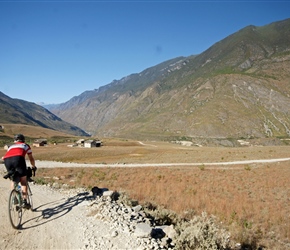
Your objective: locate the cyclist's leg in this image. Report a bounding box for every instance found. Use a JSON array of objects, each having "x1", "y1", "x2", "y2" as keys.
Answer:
[
  {"x1": 20, "y1": 176, "x2": 28, "y2": 199},
  {"x1": 13, "y1": 157, "x2": 28, "y2": 199},
  {"x1": 3, "y1": 157, "x2": 16, "y2": 190}
]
